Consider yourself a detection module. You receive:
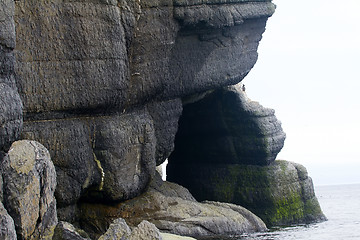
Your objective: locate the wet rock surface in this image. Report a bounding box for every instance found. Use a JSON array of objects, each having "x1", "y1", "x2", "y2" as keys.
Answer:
[{"x1": 169, "y1": 160, "x2": 326, "y2": 227}]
